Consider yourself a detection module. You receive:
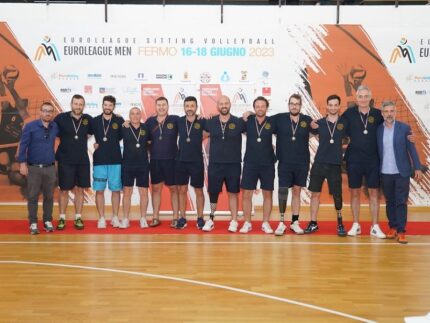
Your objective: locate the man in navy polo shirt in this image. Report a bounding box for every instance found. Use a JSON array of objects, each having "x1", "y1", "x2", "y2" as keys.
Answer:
[
  {"x1": 18, "y1": 102, "x2": 59, "y2": 235},
  {"x1": 202, "y1": 95, "x2": 245, "y2": 233},
  {"x1": 240, "y1": 96, "x2": 276, "y2": 234},
  {"x1": 273, "y1": 94, "x2": 313, "y2": 236},
  {"x1": 146, "y1": 97, "x2": 179, "y2": 228},
  {"x1": 175, "y1": 96, "x2": 206, "y2": 230},
  {"x1": 305, "y1": 94, "x2": 348, "y2": 236},
  {"x1": 120, "y1": 107, "x2": 150, "y2": 229},
  {"x1": 54, "y1": 94, "x2": 93, "y2": 231},
  {"x1": 92, "y1": 95, "x2": 124, "y2": 229},
  {"x1": 342, "y1": 85, "x2": 385, "y2": 238}
]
